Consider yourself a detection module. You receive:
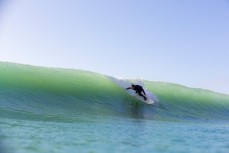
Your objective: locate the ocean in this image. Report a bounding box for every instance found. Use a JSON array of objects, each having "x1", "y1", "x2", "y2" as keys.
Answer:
[{"x1": 1, "y1": 62, "x2": 229, "y2": 153}]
